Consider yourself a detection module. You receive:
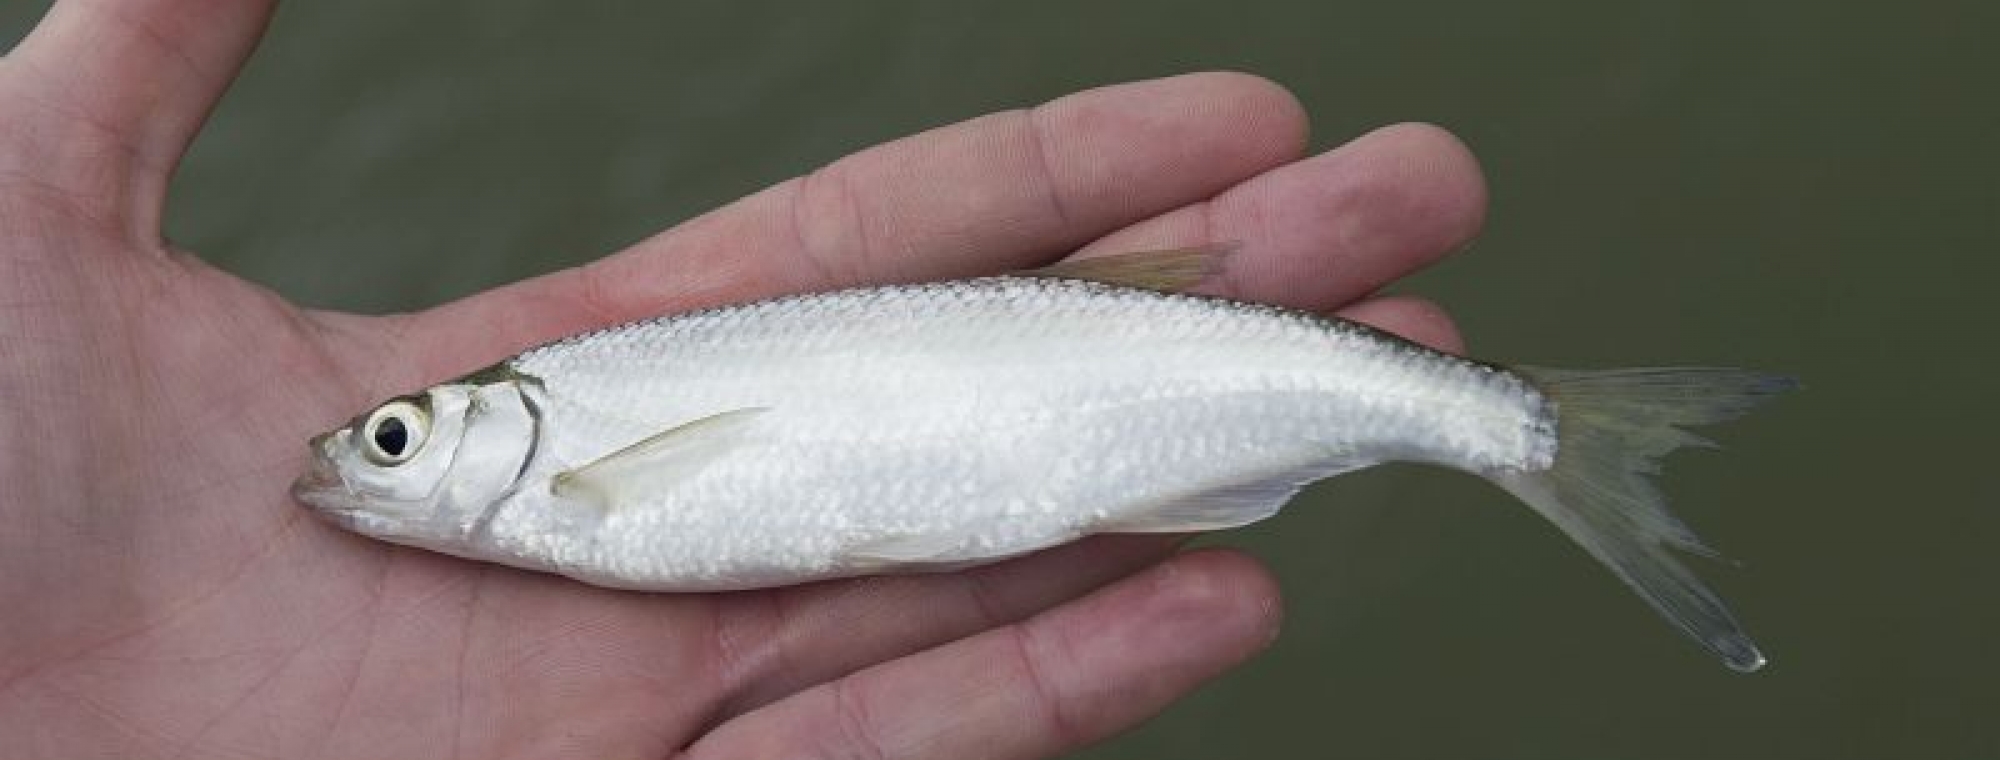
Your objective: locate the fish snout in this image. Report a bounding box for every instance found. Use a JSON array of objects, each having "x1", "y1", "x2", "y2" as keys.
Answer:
[{"x1": 292, "y1": 434, "x2": 350, "y2": 510}]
